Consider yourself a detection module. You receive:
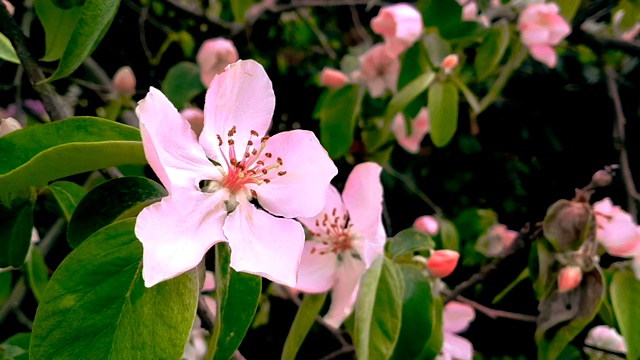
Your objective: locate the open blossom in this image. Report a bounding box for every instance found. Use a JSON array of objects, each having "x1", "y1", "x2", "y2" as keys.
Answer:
[
  {"x1": 391, "y1": 107, "x2": 429, "y2": 153},
  {"x1": 351, "y1": 44, "x2": 400, "y2": 98},
  {"x1": 518, "y1": 3, "x2": 571, "y2": 68},
  {"x1": 196, "y1": 38, "x2": 239, "y2": 88},
  {"x1": 438, "y1": 301, "x2": 475, "y2": 360},
  {"x1": 134, "y1": 60, "x2": 338, "y2": 288},
  {"x1": 585, "y1": 325, "x2": 627, "y2": 355},
  {"x1": 370, "y1": 3, "x2": 423, "y2": 57},
  {"x1": 293, "y1": 162, "x2": 386, "y2": 328},
  {"x1": 594, "y1": 198, "x2": 640, "y2": 256}
]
